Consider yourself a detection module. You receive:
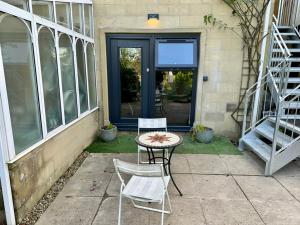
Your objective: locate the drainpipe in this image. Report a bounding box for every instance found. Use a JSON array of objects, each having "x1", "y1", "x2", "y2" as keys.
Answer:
[{"x1": 251, "y1": 0, "x2": 274, "y2": 127}]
